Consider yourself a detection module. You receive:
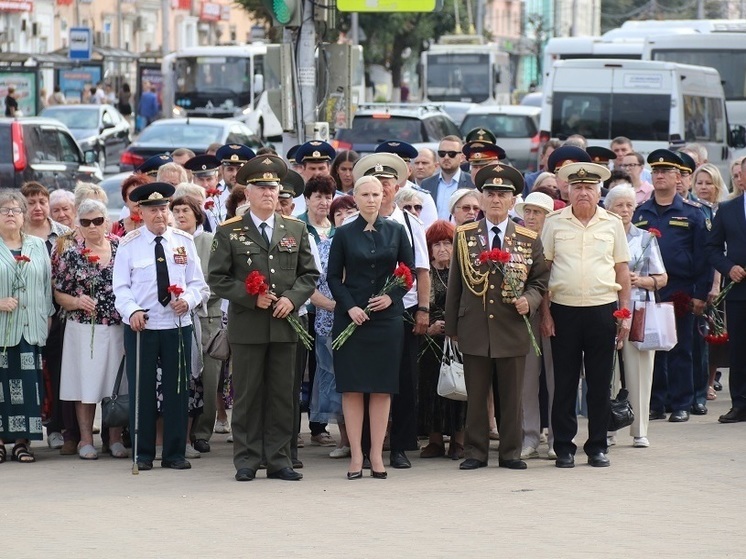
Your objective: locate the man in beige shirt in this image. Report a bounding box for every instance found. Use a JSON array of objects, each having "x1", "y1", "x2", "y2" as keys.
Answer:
[{"x1": 540, "y1": 162, "x2": 631, "y2": 469}]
